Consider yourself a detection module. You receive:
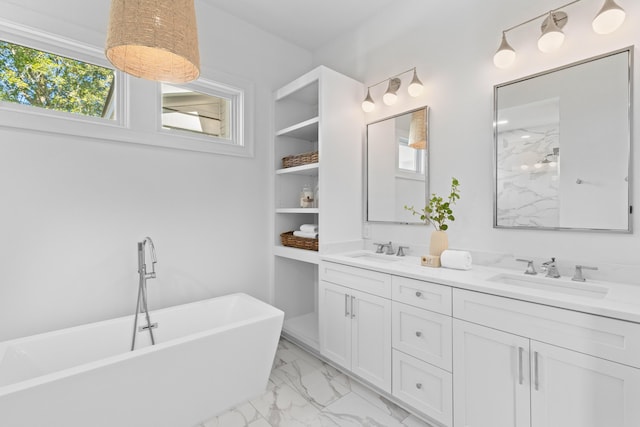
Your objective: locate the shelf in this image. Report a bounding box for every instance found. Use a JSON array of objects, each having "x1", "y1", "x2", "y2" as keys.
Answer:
[
  {"x1": 276, "y1": 208, "x2": 319, "y2": 214},
  {"x1": 276, "y1": 117, "x2": 319, "y2": 141},
  {"x1": 274, "y1": 245, "x2": 320, "y2": 264},
  {"x1": 276, "y1": 163, "x2": 319, "y2": 175},
  {"x1": 283, "y1": 312, "x2": 319, "y2": 351}
]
